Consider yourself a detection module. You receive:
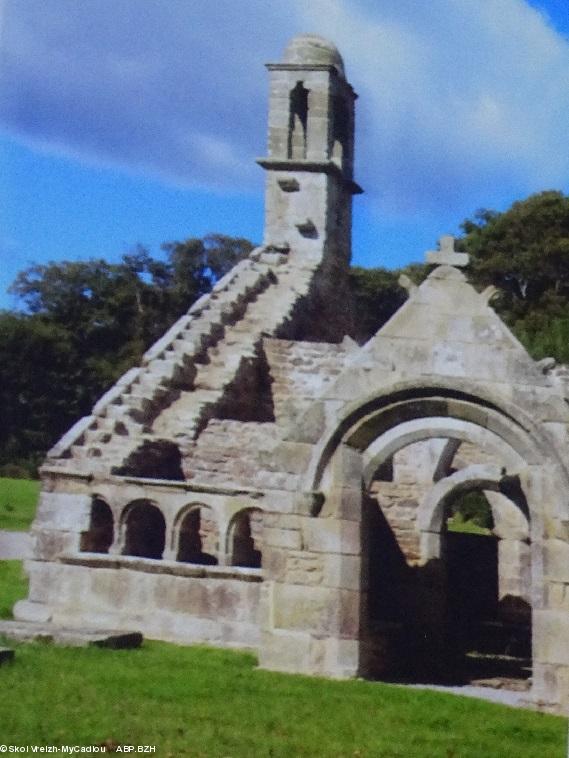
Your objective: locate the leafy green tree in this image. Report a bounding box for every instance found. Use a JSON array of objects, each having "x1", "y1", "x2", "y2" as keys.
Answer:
[
  {"x1": 3, "y1": 235, "x2": 253, "y2": 471},
  {"x1": 348, "y1": 263, "x2": 429, "y2": 344},
  {"x1": 0, "y1": 313, "x2": 76, "y2": 474},
  {"x1": 461, "y1": 191, "x2": 569, "y2": 362},
  {"x1": 159, "y1": 234, "x2": 254, "y2": 320}
]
